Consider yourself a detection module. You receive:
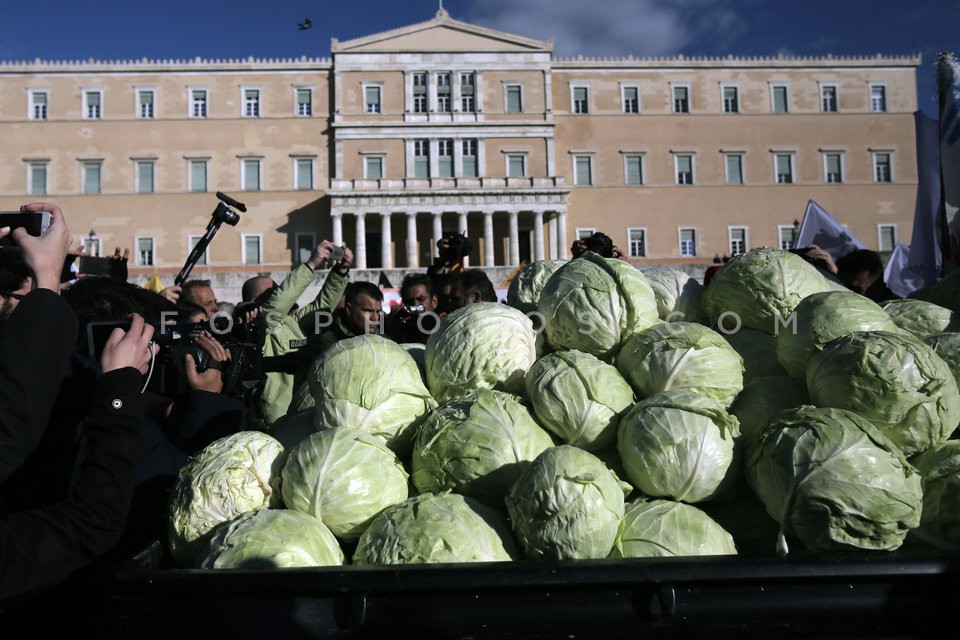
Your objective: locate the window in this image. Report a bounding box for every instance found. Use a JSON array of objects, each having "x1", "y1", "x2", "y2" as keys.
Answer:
[
  {"x1": 825, "y1": 152, "x2": 843, "y2": 183},
  {"x1": 576, "y1": 228, "x2": 597, "y2": 240},
  {"x1": 675, "y1": 154, "x2": 694, "y2": 185},
  {"x1": 622, "y1": 85, "x2": 639, "y2": 114},
  {"x1": 413, "y1": 140, "x2": 429, "y2": 178},
  {"x1": 436, "y1": 73, "x2": 451, "y2": 112},
  {"x1": 296, "y1": 88, "x2": 312, "y2": 116},
  {"x1": 83, "y1": 161, "x2": 101, "y2": 194},
  {"x1": 136, "y1": 160, "x2": 155, "y2": 193},
  {"x1": 624, "y1": 155, "x2": 643, "y2": 185},
  {"x1": 189, "y1": 159, "x2": 208, "y2": 192},
  {"x1": 725, "y1": 153, "x2": 744, "y2": 185},
  {"x1": 505, "y1": 84, "x2": 522, "y2": 113},
  {"x1": 243, "y1": 88, "x2": 260, "y2": 117},
  {"x1": 412, "y1": 72, "x2": 427, "y2": 113},
  {"x1": 136, "y1": 237, "x2": 155, "y2": 266},
  {"x1": 572, "y1": 85, "x2": 589, "y2": 114},
  {"x1": 437, "y1": 140, "x2": 454, "y2": 178},
  {"x1": 462, "y1": 139, "x2": 478, "y2": 177},
  {"x1": 821, "y1": 84, "x2": 838, "y2": 112},
  {"x1": 729, "y1": 227, "x2": 748, "y2": 256},
  {"x1": 870, "y1": 84, "x2": 887, "y2": 112},
  {"x1": 364, "y1": 156, "x2": 383, "y2": 180},
  {"x1": 722, "y1": 85, "x2": 739, "y2": 113},
  {"x1": 772, "y1": 84, "x2": 789, "y2": 113},
  {"x1": 28, "y1": 162, "x2": 47, "y2": 195},
  {"x1": 242, "y1": 234, "x2": 262, "y2": 265},
  {"x1": 29, "y1": 90, "x2": 48, "y2": 120},
  {"x1": 296, "y1": 232, "x2": 316, "y2": 264},
  {"x1": 507, "y1": 154, "x2": 526, "y2": 178},
  {"x1": 296, "y1": 157, "x2": 314, "y2": 189},
  {"x1": 460, "y1": 73, "x2": 476, "y2": 112},
  {"x1": 874, "y1": 152, "x2": 892, "y2": 183},
  {"x1": 242, "y1": 158, "x2": 261, "y2": 191},
  {"x1": 191, "y1": 89, "x2": 207, "y2": 118},
  {"x1": 189, "y1": 235, "x2": 208, "y2": 266},
  {"x1": 364, "y1": 85, "x2": 382, "y2": 114},
  {"x1": 679, "y1": 228, "x2": 697, "y2": 257},
  {"x1": 573, "y1": 155, "x2": 593, "y2": 186},
  {"x1": 137, "y1": 89, "x2": 154, "y2": 119},
  {"x1": 672, "y1": 85, "x2": 690, "y2": 113},
  {"x1": 779, "y1": 225, "x2": 798, "y2": 250},
  {"x1": 84, "y1": 90, "x2": 102, "y2": 119},
  {"x1": 627, "y1": 228, "x2": 646, "y2": 258},
  {"x1": 878, "y1": 225, "x2": 897, "y2": 252},
  {"x1": 775, "y1": 153, "x2": 794, "y2": 184}
]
